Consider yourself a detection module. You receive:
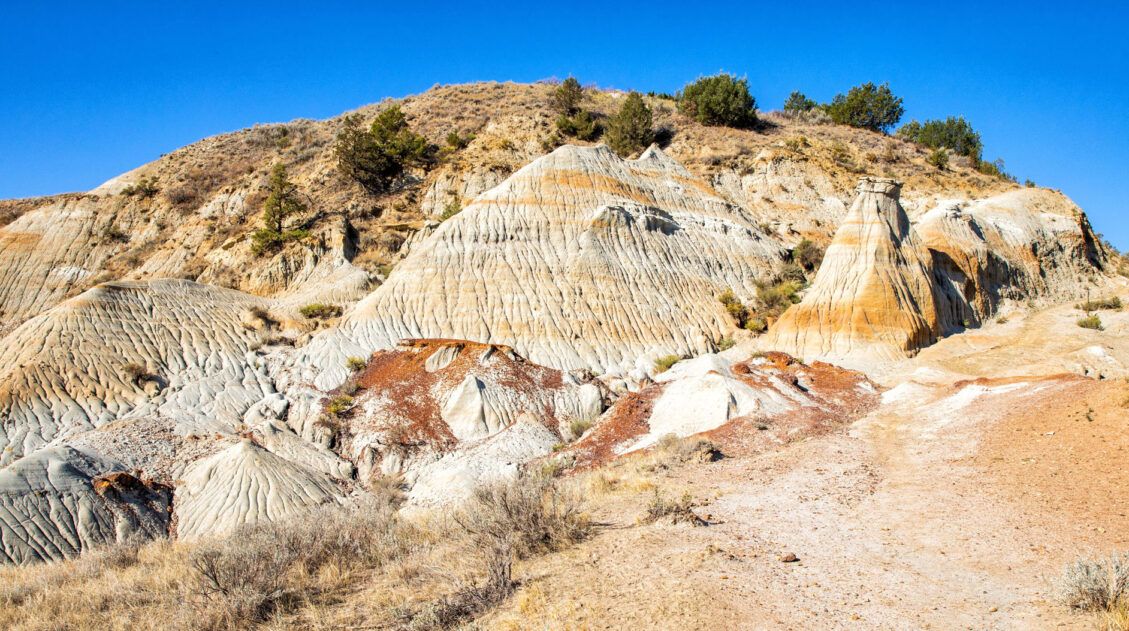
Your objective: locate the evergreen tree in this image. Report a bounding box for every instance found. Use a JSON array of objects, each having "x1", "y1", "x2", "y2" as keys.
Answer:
[
  {"x1": 550, "y1": 77, "x2": 584, "y2": 116},
  {"x1": 605, "y1": 92, "x2": 654, "y2": 157},
  {"x1": 252, "y1": 164, "x2": 309, "y2": 255},
  {"x1": 897, "y1": 116, "x2": 983, "y2": 162},
  {"x1": 334, "y1": 105, "x2": 431, "y2": 194},
  {"x1": 783, "y1": 91, "x2": 817, "y2": 114},
  {"x1": 825, "y1": 82, "x2": 904, "y2": 133},
  {"x1": 677, "y1": 73, "x2": 758, "y2": 128},
  {"x1": 262, "y1": 163, "x2": 306, "y2": 234}
]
